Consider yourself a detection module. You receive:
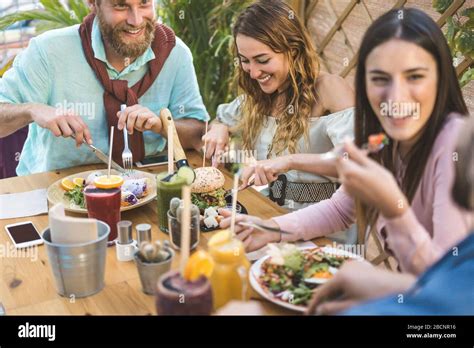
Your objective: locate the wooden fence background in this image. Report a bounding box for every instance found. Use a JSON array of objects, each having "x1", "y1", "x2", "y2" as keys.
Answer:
[{"x1": 288, "y1": 0, "x2": 474, "y2": 115}]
